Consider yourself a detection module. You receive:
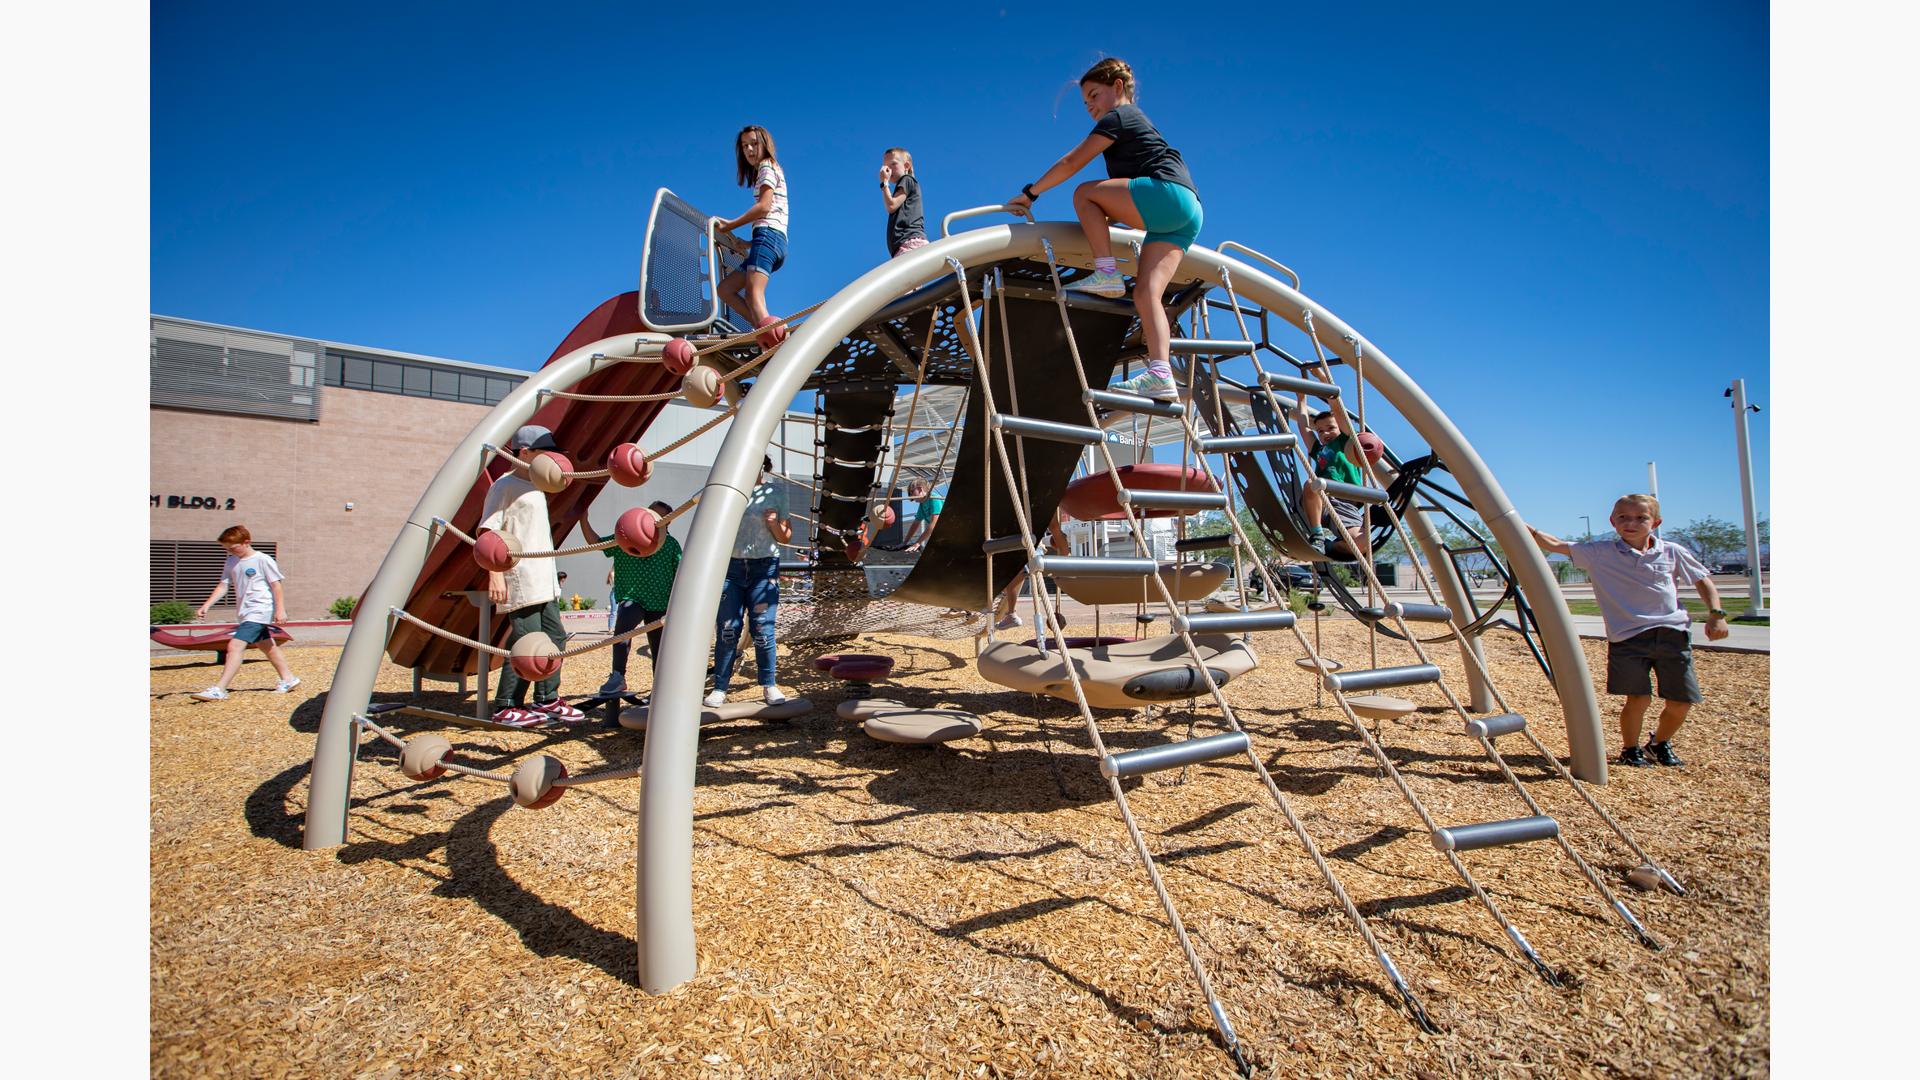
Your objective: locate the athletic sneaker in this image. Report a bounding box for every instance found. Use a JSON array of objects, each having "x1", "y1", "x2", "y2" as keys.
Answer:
[
  {"x1": 532, "y1": 699, "x2": 586, "y2": 724},
  {"x1": 1068, "y1": 268, "x2": 1128, "y2": 298},
  {"x1": 192, "y1": 686, "x2": 229, "y2": 701},
  {"x1": 1109, "y1": 369, "x2": 1179, "y2": 401},
  {"x1": 492, "y1": 706, "x2": 546, "y2": 728},
  {"x1": 1618, "y1": 745, "x2": 1651, "y2": 768},
  {"x1": 703, "y1": 690, "x2": 728, "y2": 708},
  {"x1": 762, "y1": 685, "x2": 788, "y2": 706},
  {"x1": 273, "y1": 676, "x2": 303, "y2": 694},
  {"x1": 996, "y1": 612, "x2": 1023, "y2": 630},
  {"x1": 1646, "y1": 740, "x2": 1684, "y2": 767},
  {"x1": 597, "y1": 672, "x2": 626, "y2": 696}
]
